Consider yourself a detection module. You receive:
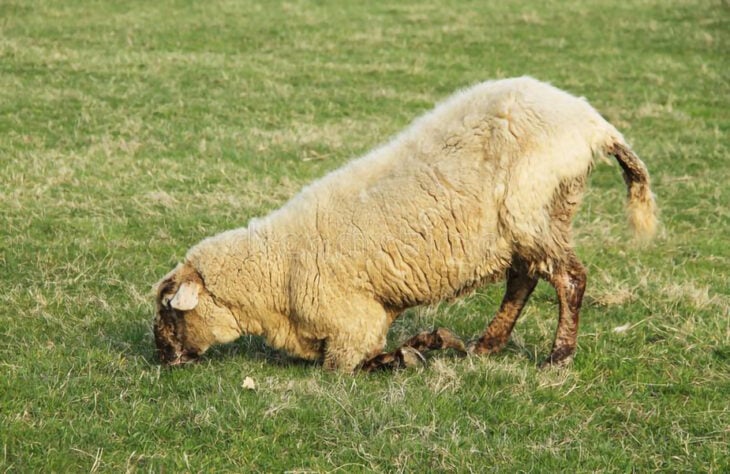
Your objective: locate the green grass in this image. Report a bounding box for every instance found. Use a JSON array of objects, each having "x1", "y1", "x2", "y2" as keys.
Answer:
[{"x1": 1, "y1": 0, "x2": 728, "y2": 471}]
